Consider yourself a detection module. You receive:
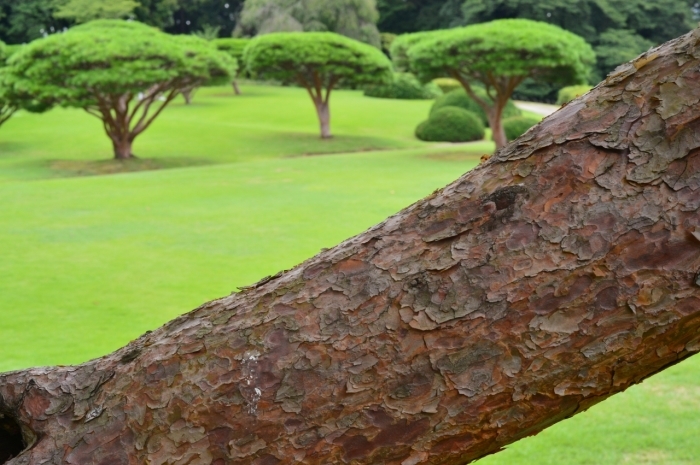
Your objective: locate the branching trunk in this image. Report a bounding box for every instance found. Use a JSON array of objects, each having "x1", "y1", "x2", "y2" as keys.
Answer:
[
  {"x1": 85, "y1": 85, "x2": 181, "y2": 160},
  {"x1": 0, "y1": 105, "x2": 16, "y2": 127},
  {"x1": 3, "y1": 32, "x2": 700, "y2": 465}
]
